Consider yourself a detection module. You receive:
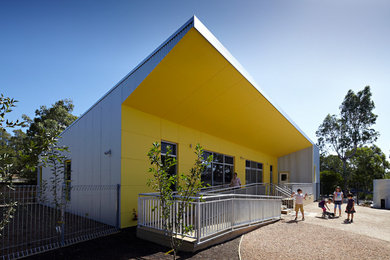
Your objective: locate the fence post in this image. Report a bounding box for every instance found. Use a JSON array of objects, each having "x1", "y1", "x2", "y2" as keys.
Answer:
[
  {"x1": 231, "y1": 198, "x2": 234, "y2": 231},
  {"x1": 60, "y1": 183, "x2": 66, "y2": 246},
  {"x1": 197, "y1": 198, "x2": 201, "y2": 244},
  {"x1": 116, "y1": 184, "x2": 121, "y2": 229}
]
